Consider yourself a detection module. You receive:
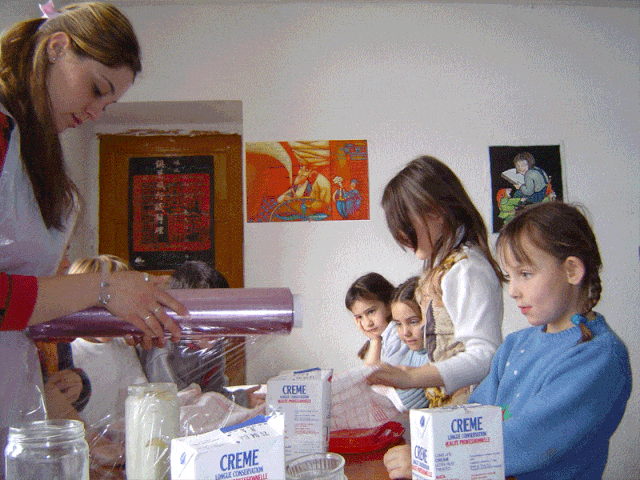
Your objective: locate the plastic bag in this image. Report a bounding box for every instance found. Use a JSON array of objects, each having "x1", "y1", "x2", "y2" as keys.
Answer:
[{"x1": 329, "y1": 366, "x2": 407, "y2": 454}]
